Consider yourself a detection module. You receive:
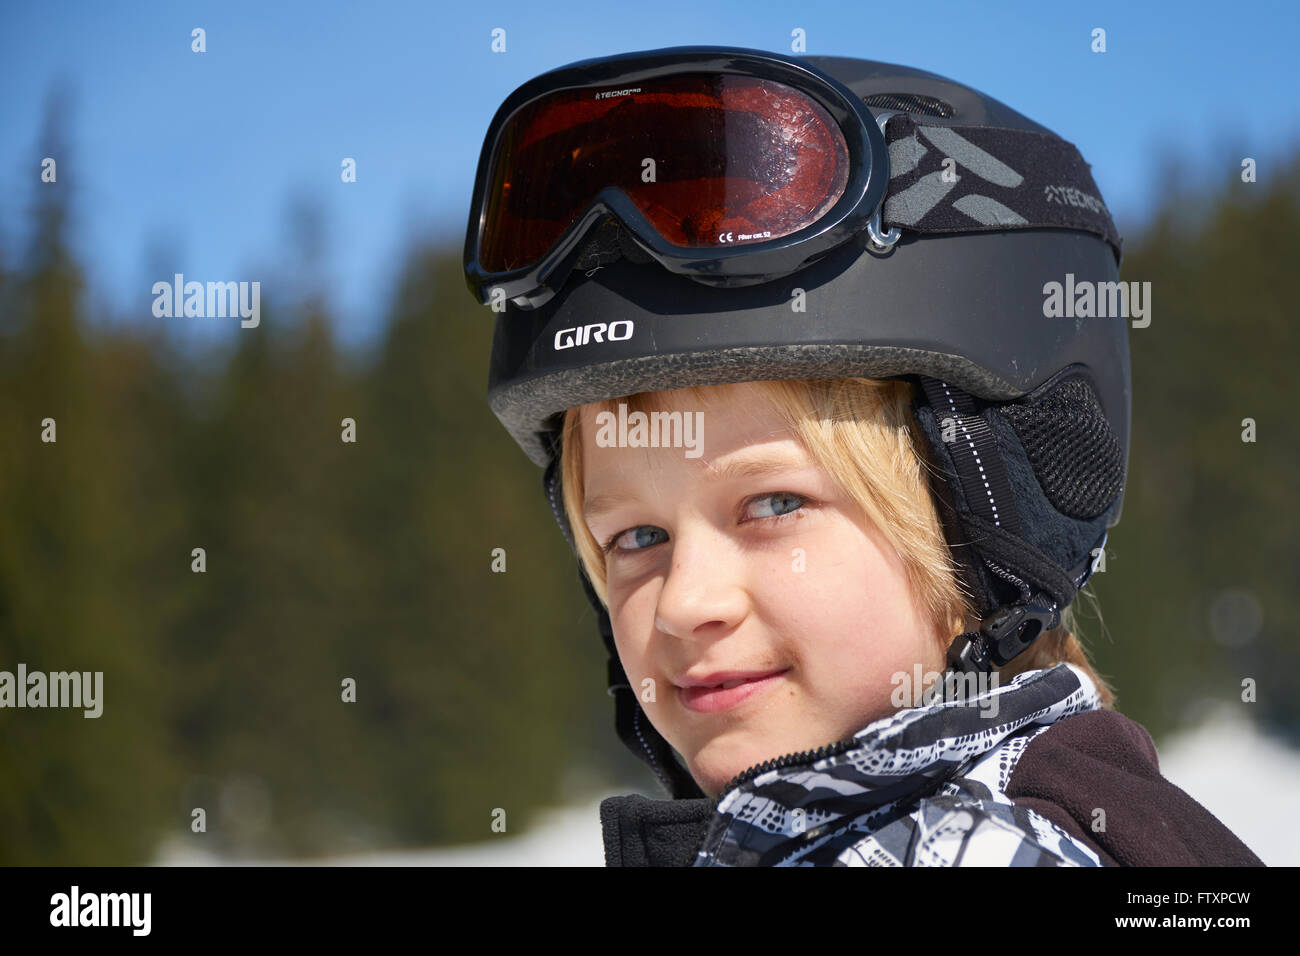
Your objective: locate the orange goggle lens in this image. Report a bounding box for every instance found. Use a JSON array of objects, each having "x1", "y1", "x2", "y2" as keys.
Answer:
[{"x1": 478, "y1": 73, "x2": 850, "y2": 273}]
